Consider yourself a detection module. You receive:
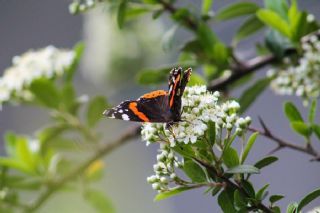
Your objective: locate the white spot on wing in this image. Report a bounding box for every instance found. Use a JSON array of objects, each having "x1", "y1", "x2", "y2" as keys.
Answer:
[
  {"x1": 122, "y1": 114, "x2": 129, "y2": 120},
  {"x1": 119, "y1": 109, "x2": 123, "y2": 113}
]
